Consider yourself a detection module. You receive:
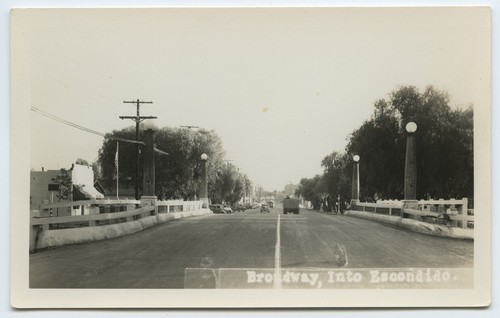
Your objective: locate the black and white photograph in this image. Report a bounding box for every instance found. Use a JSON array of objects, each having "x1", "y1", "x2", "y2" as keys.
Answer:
[{"x1": 9, "y1": 4, "x2": 492, "y2": 309}]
